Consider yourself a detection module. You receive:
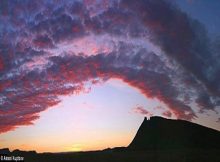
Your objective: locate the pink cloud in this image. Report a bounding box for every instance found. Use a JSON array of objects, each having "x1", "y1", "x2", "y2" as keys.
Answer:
[
  {"x1": 0, "y1": 0, "x2": 219, "y2": 134},
  {"x1": 133, "y1": 106, "x2": 153, "y2": 117}
]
